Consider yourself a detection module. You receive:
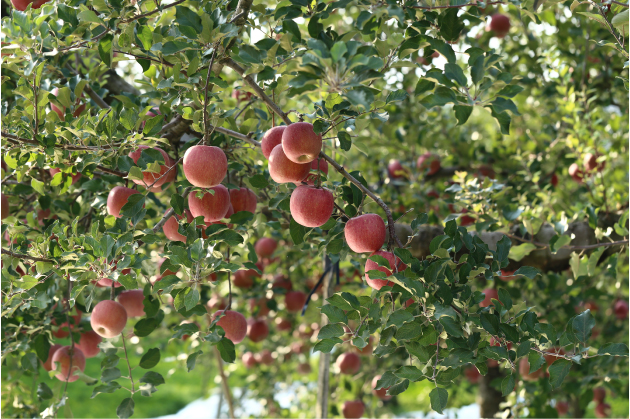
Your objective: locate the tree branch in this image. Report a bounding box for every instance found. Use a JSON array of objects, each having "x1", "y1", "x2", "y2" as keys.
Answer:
[
  {"x1": 213, "y1": 347, "x2": 236, "y2": 418},
  {"x1": 408, "y1": 0, "x2": 504, "y2": 9},
  {"x1": 1, "y1": 249, "x2": 54, "y2": 263},
  {"x1": 2, "y1": 131, "x2": 116, "y2": 152}
]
